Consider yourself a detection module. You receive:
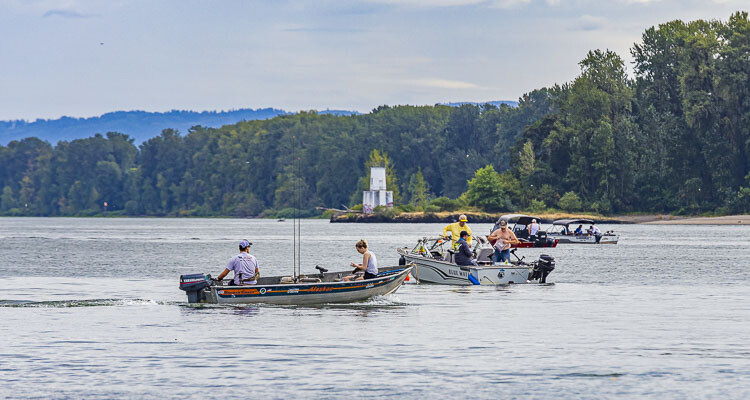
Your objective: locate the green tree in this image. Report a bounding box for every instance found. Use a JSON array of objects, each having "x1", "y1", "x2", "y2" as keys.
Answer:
[
  {"x1": 274, "y1": 165, "x2": 314, "y2": 210},
  {"x1": 518, "y1": 140, "x2": 536, "y2": 178},
  {"x1": 558, "y1": 191, "x2": 582, "y2": 212},
  {"x1": 1, "y1": 186, "x2": 15, "y2": 212},
  {"x1": 407, "y1": 169, "x2": 431, "y2": 210},
  {"x1": 464, "y1": 165, "x2": 511, "y2": 212}
]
